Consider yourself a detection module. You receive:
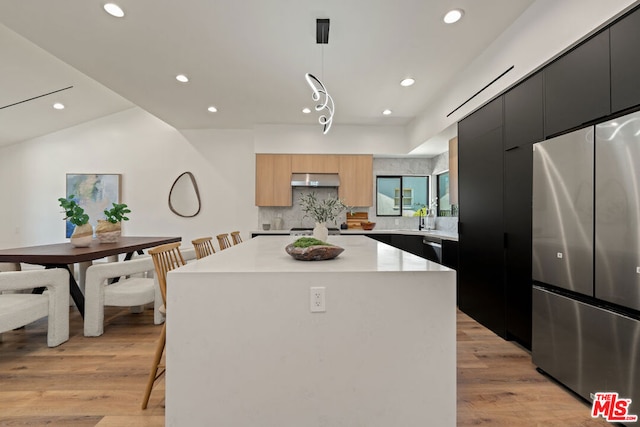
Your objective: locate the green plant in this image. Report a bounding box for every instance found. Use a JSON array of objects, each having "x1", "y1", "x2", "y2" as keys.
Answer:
[
  {"x1": 103, "y1": 203, "x2": 131, "y2": 223},
  {"x1": 58, "y1": 196, "x2": 90, "y2": 226},
  {"x1": 299, "y1": 192, "x2": 348, "y2": 223},
  {"x1": 293, "y1": 237, "x2": 332, "y2": 248}
]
